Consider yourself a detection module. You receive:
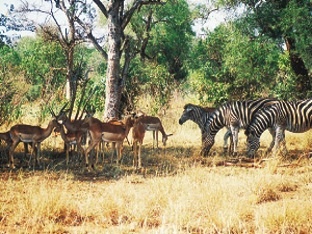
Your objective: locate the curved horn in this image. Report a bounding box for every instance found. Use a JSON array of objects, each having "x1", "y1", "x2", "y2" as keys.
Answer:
[
  {"x1": 59, "y1": 103, "x2": 69, "y2": 114},
  {"x1": 48, "y1": 106, "x2": 57, "y2": 118}
]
